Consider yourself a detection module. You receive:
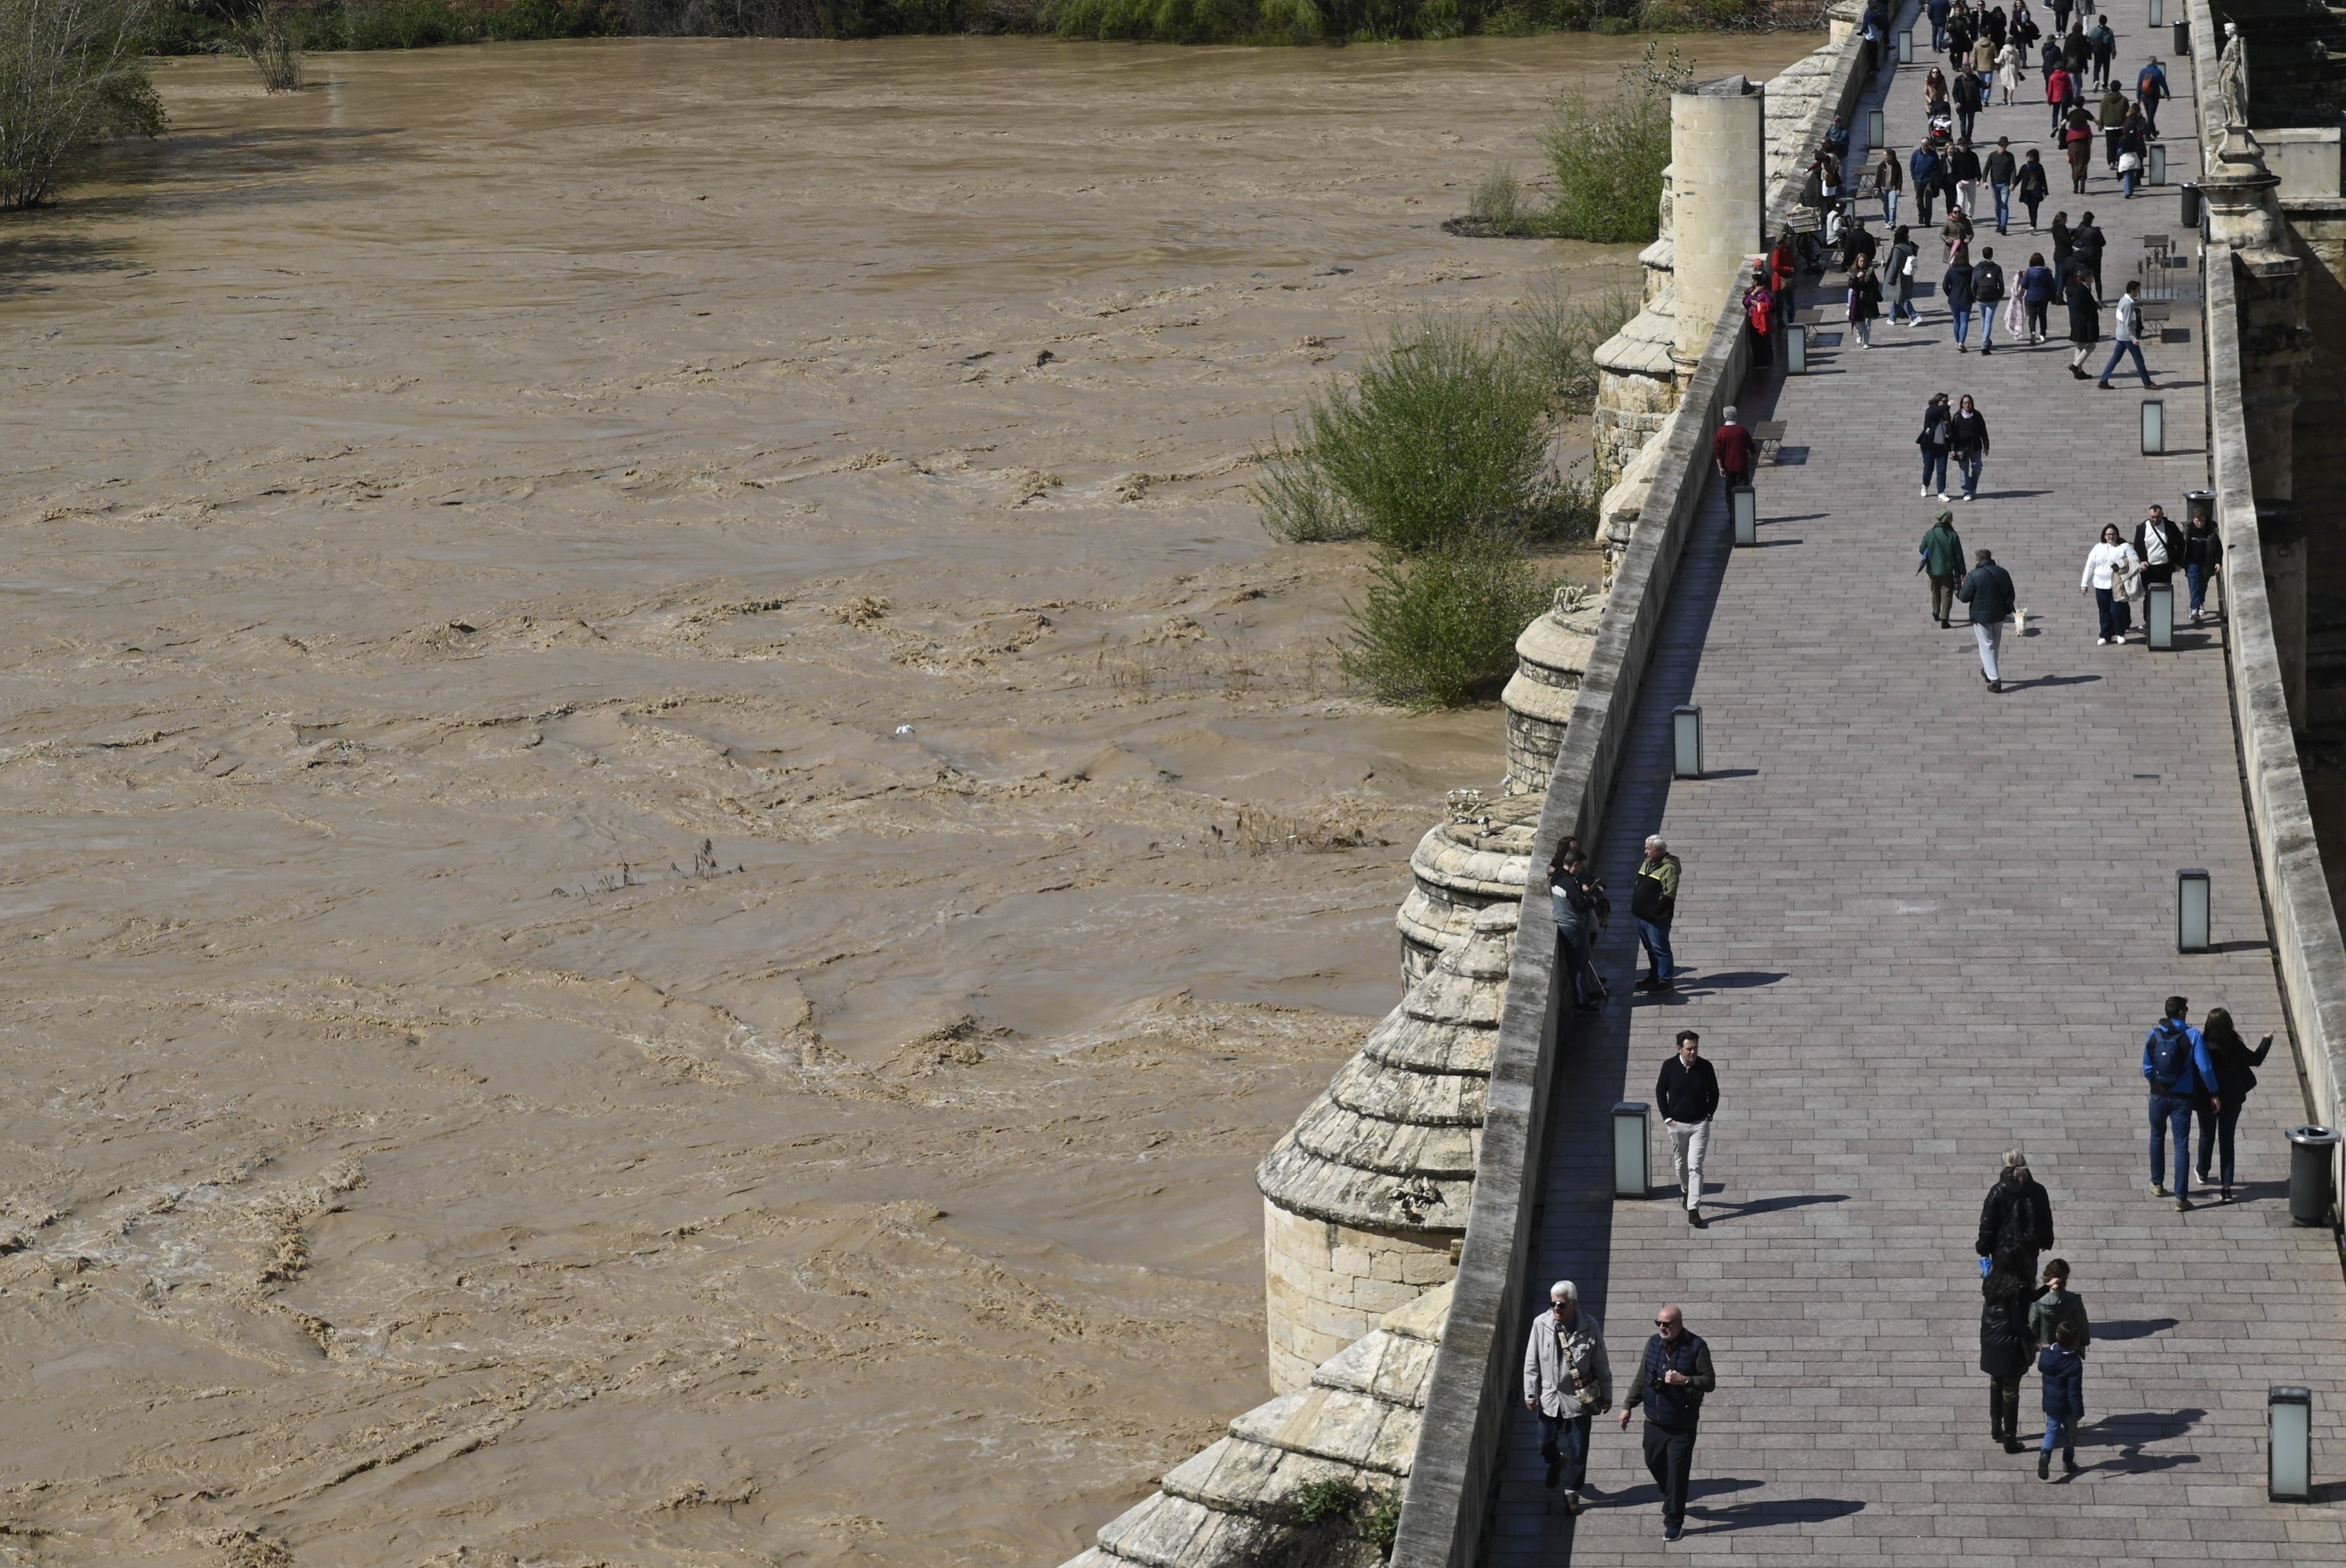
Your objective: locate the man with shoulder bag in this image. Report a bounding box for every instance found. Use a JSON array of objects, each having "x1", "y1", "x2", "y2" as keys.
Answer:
[
  {"x1": 1524, "y1": 1280, "x2": 1610, "y2": 1512},
  {"x1": 1630, "y1": 835, "x2": 1682, "y2": 992},
  {"x1": 2133, "y1": 502, "x2": 2183, "y2": 595}
]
